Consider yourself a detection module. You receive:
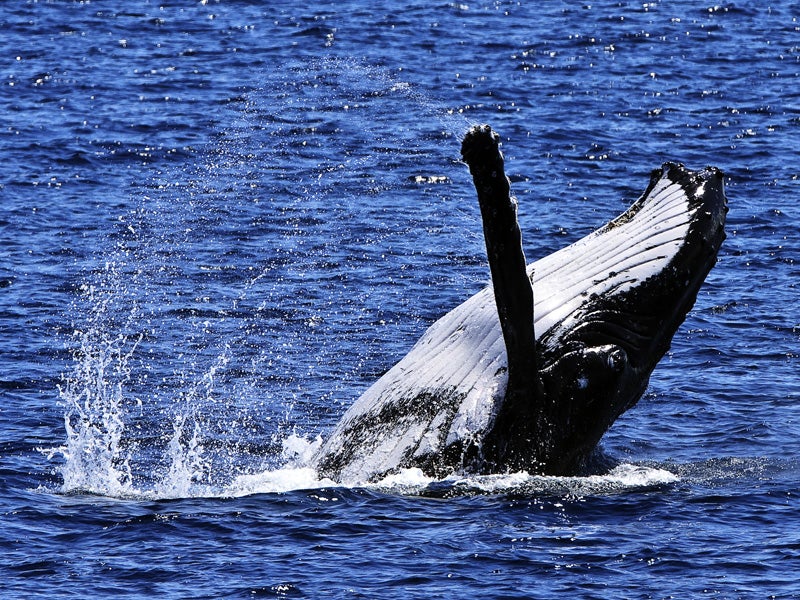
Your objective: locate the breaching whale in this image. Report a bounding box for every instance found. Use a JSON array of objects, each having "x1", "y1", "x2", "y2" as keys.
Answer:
[{"x1": 314, "y1": 125, "x2": 727, "y2": 484}]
